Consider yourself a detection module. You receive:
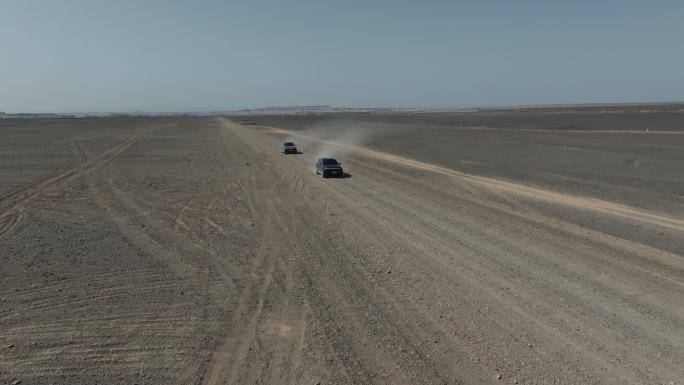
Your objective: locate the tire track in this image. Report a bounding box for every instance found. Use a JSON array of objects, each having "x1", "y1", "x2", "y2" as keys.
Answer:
[
  {"x1": 65, "y1": 129, "x2": 234, "y2": 384},
  {"x1": 201, "y1": 125, "x2": 288, "y2": 385},
  {"x1": 217, "y1": 118, "x2": 471, "y2": 385},
  {"x1": 0, "y1": 130, "x2": 144, "y2": 238}
]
